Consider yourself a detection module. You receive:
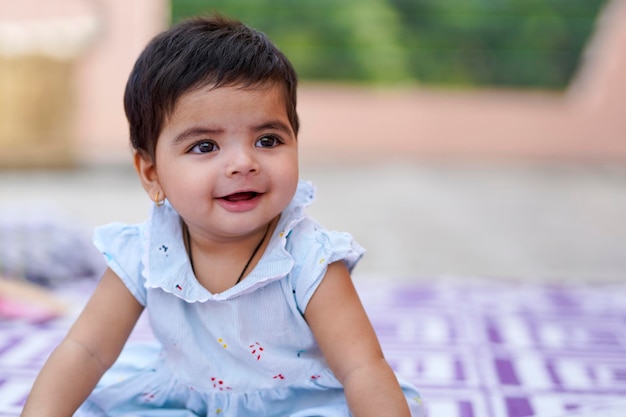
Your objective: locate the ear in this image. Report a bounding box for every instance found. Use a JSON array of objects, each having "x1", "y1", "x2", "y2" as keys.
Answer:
[{"x1": 134, "y1": 151, "x2": 162, "y2": 202}]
